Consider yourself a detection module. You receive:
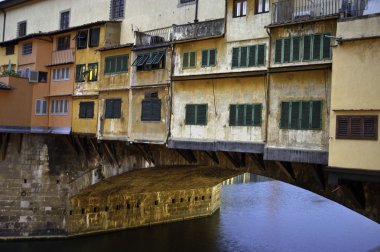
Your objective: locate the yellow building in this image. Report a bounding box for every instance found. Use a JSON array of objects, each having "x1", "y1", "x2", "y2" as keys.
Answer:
[
  {"x1": 72, "y1": 21, "x2": 121, "y2": 135},
  {"x1": 328, "y1": 14, "x2": 380, "y2": 173},
  {"x1": 0, "y1": 43, "x2": 18, "y2": 73}
]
